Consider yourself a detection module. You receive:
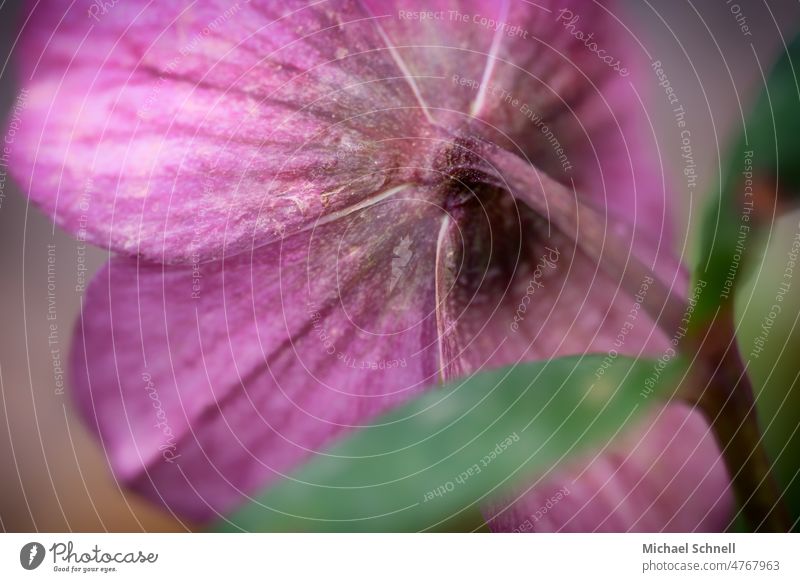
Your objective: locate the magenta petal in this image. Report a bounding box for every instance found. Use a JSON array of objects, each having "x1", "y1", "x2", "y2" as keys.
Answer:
[
  {"x1": 484, "y1": 403, "x2": 734, "y2": 532},
  {"x1": 11, "y1": 0, "x2": 434, "y2": 263},
  {"x1": 435, "y1": 185, "x2": 682, "y2": 380},
  {"x1": 486, "y1": 1, "x2": 669, "y2": 237},
  {"x1": 357, "y1": 0, "x2": 504, "y2": 125},
  {"x1": 72, "y1": 190, "x2": 451, "y2": 520}
]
